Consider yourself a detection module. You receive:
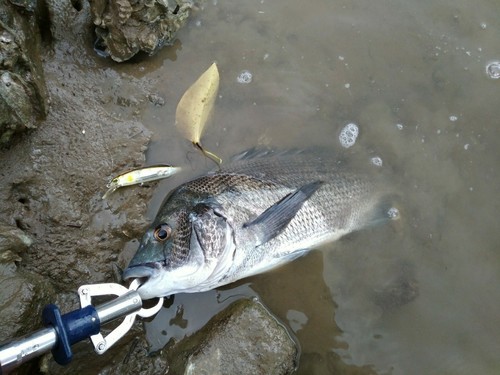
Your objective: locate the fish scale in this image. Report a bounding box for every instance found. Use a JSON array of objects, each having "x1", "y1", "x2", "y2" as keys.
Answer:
[
  {"x1": 222, "y1": 173, "x2": 379, "y2": 281},
  {"x1": 123, "y1": 149, "x2": 393, "y2": 299}
]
